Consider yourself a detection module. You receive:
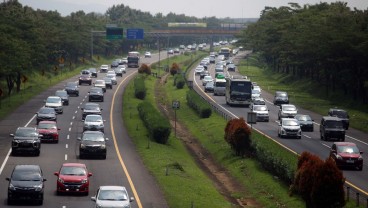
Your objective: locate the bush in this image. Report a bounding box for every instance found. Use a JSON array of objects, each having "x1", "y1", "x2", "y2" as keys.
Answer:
[
  {"x1": 134, "y1": 76, "x2": 146, "y2": 100},
  {"x1": 137, "y1": 101, "x2": 171, "y2": 144},
  {"x1": 291, "y1": 152, "x2": 345, "y2": 208},
  {"x1": 186, "y1": 90, "x2": 211, "y2": 118},
  {"x1": 138, "y1": 63, "x2": 151, "y2": 75},
  {"x1": 170, "y1": 62, "x2": 180, "y2": 76},
  {"x1": 174, "y1": 74, "x2": 185, "y2": 89},
  {"x1": 224, "y1": 117, "x2": 252, "y2": 156}
]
